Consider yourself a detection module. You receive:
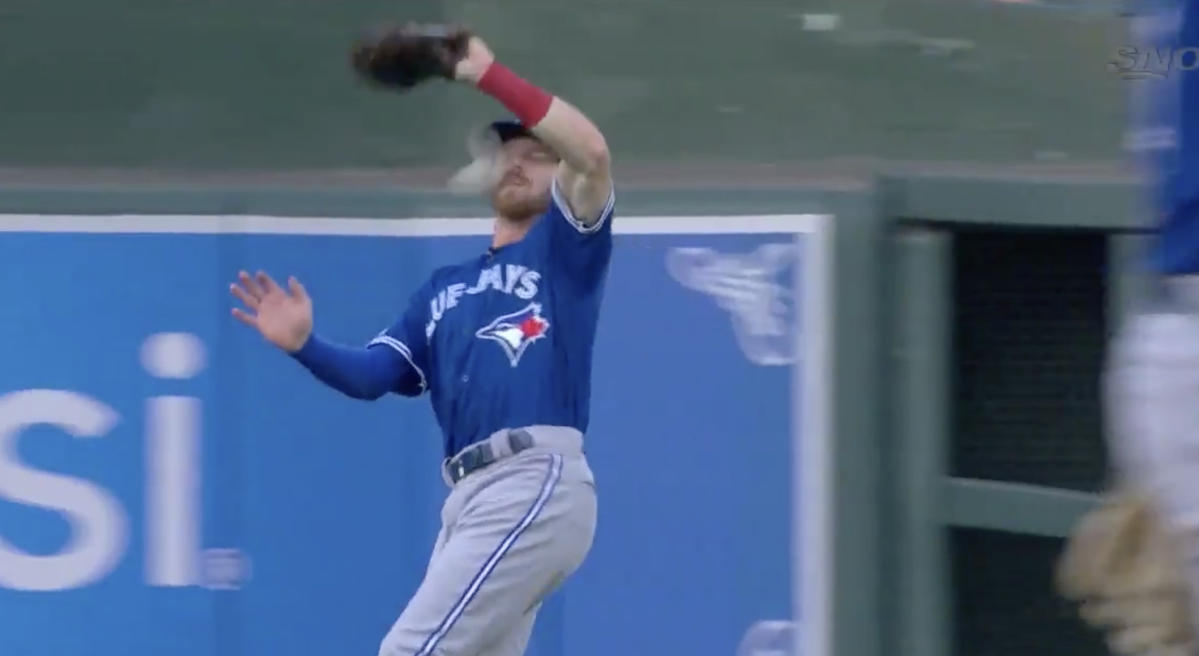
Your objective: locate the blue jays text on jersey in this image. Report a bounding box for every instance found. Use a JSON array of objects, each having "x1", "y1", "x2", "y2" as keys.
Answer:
[
  {"x1": 1129, "y1": 0, "x2": 1199, "y2": 273},
  {"x1": 367, "y1": 179, "x2": 616, "y2": 457}
]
